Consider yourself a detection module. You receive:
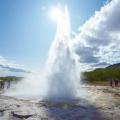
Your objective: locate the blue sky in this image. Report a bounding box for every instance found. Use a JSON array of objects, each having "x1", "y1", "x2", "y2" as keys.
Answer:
[{"x1": 0, "y1": 0, "x2": 107, "y2": 70}]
